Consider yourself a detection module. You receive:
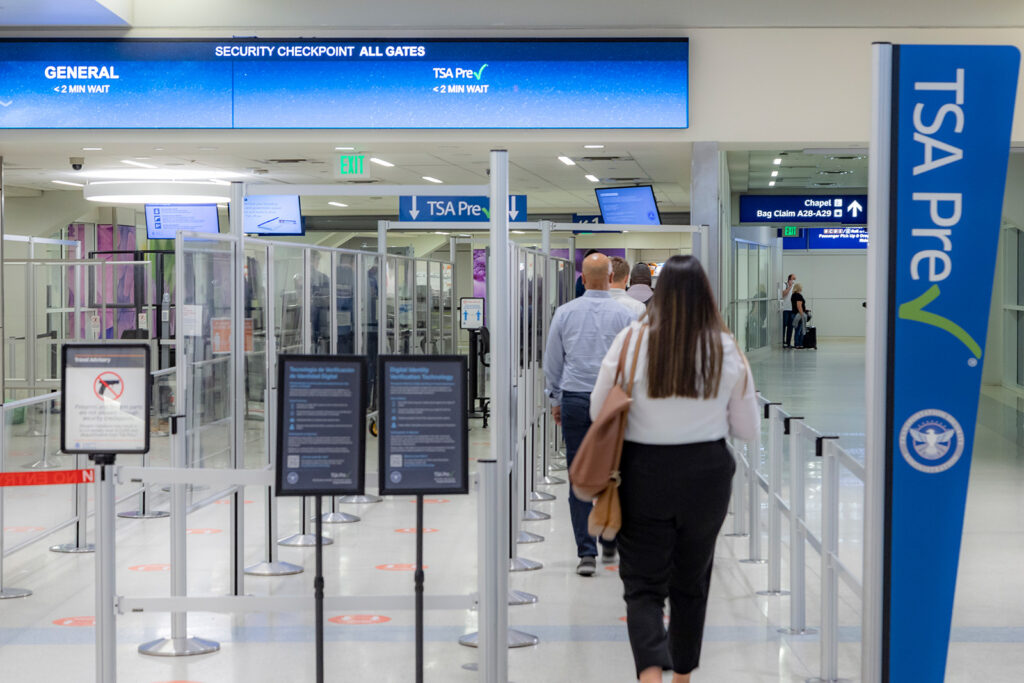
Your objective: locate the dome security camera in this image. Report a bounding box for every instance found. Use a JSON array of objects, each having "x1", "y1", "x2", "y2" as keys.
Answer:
[{"x1": 69, "y1": 157, "x2": 84, "y2": 171}]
